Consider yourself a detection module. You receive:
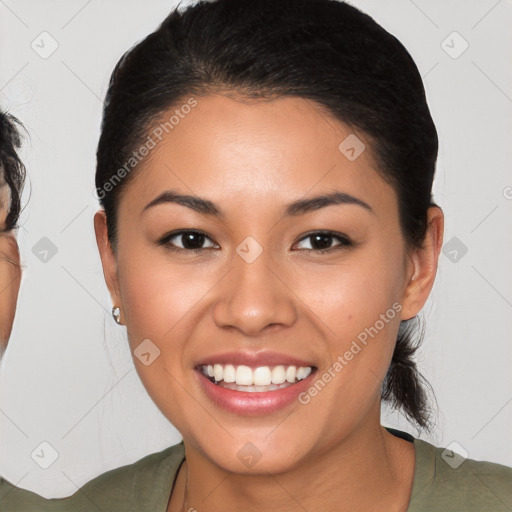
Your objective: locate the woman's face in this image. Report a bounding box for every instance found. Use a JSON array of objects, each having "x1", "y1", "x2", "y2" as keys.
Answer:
[{"x1": 96, "y1": 94, "x2": 438, "y2": 473}]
